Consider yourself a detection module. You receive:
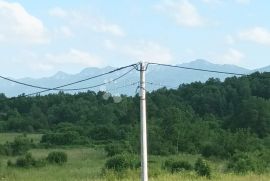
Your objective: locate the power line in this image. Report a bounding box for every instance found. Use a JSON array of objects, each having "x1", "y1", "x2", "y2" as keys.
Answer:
[
  {"x1": 0, "y1": 75, "x2": 55, "y2": 90},
  {"x1": 1, "y1": 64, "x2": 137, "y2": 95},
  {"x1": 25, "y1": 63, "x2": 138, "y2": 96},
  {"x1": 48, "y1": 67, "x2": 136, "y2": 92},
  {"x1": 146, "y1": 81, "x2": 178, "y2": 89},
  {"x1": 147, "y1": 62, "x2": 246, "y2": 76},
  {"x1": 105, "y1": 81, "x2": 139, "y2": 93}
]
